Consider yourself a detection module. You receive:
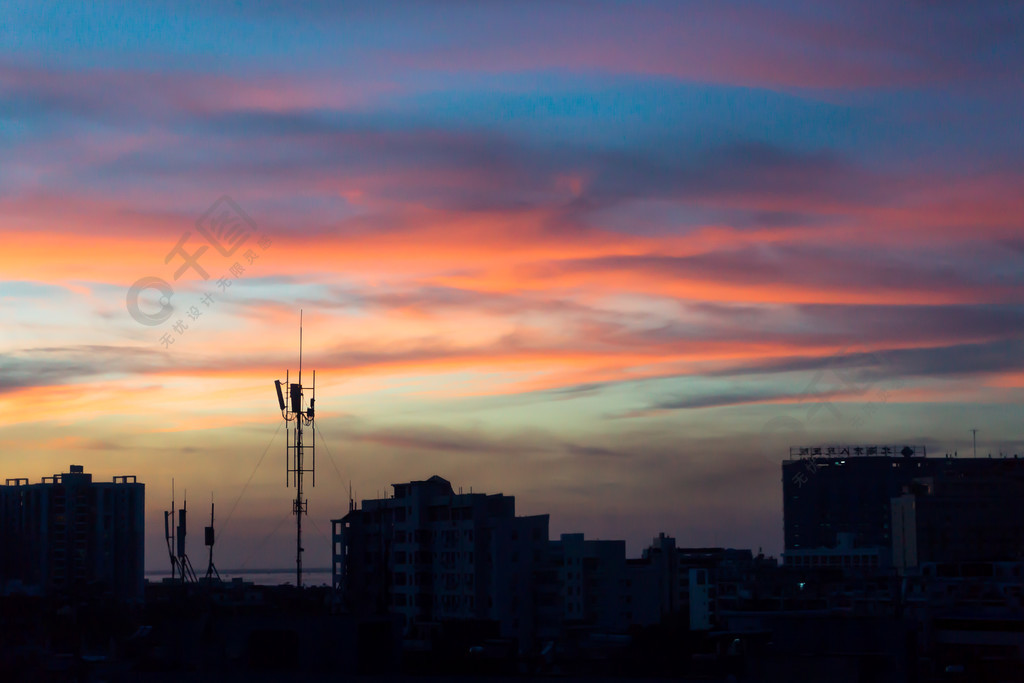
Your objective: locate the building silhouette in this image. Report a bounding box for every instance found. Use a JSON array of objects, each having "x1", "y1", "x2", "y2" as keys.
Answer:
[
  {"x1": 892, "y1": 458, "x2": 1024, "y2": 572},
  {"x1": 0, "y1": 465, "x2": 144, "y2": 601},
  {"x1": 332, "y1": 475, "x2": 549, "y2": 649},
  {"x1": 333, "y1": 476, "x2": 773, "y2": 650},
  {"x1": 550, "y1": 533, "x2": 627, "y2": 632},
  {"x1": 781, "y1": 447, "x2": 1016, "y2": 569}
]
